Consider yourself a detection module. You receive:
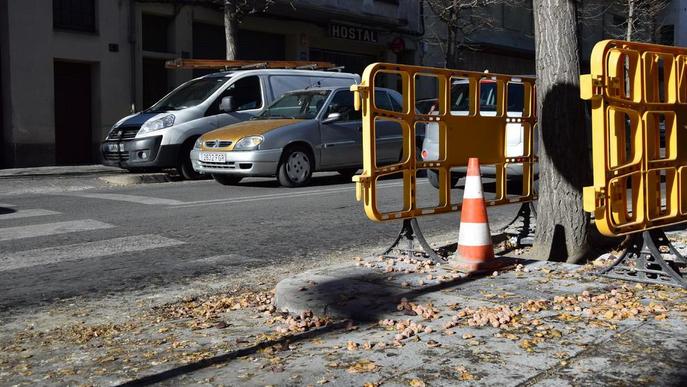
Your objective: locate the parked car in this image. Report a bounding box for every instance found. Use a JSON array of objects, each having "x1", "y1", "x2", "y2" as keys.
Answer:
[
  {"x1": 190, "y1": 86, "x2": 420, "y2": 187},
  {"x1": 421, "y1": 78, "x2": 531, "y2": 188},
  {"x1": 101, "y1": 68, "x2": 359, "y2": 179}
]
